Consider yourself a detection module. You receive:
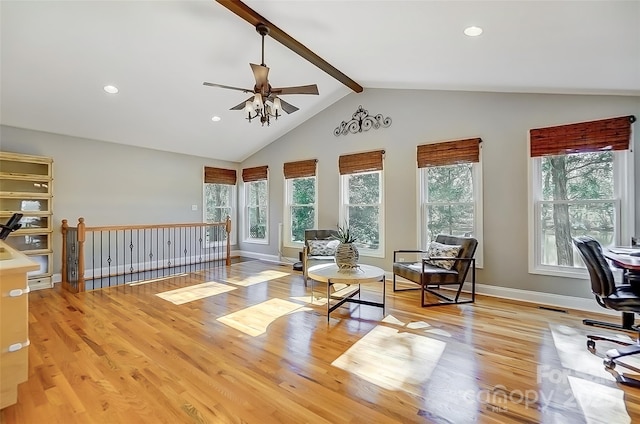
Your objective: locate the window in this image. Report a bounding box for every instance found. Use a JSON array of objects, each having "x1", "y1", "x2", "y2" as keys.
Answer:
[
  {"x1": 283, "y1": 159, "x2": 317, "y2": 247},
  {"x1": 203, "y1": 166, "x2": 236, "y2": 245},
  {"x1": 529, "y1": 115, "x2": 635, "y2": 277},
  {"x1": 242, "y1": 166, "x2": 269, "y2": 243},
  {"x1": 338, "y1": 150, "x2": 385, "y2": 257},
  {"x1": 418, "y1": 138, "x2": 483, "y2": 266}
]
